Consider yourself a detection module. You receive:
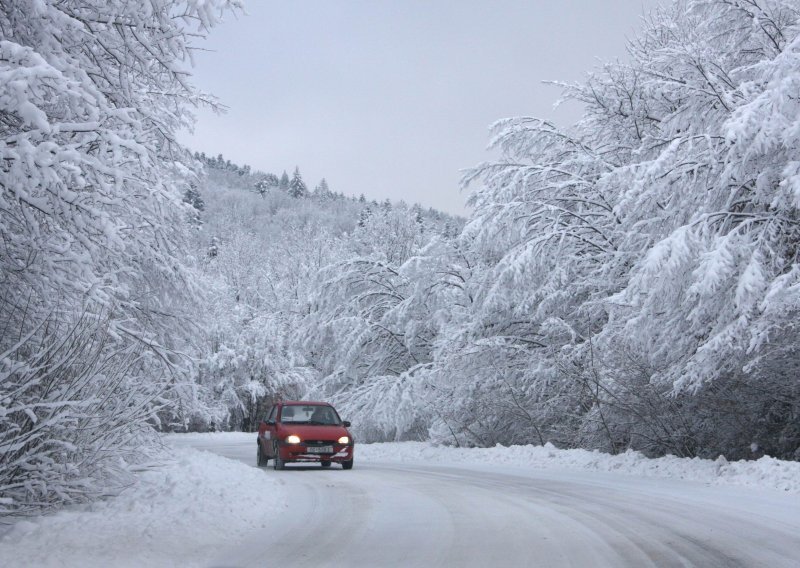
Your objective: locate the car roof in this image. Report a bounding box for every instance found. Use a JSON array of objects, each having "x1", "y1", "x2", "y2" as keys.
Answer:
[{"x1": 280, "y1": 400, "x2": 332, "y2": 406}]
